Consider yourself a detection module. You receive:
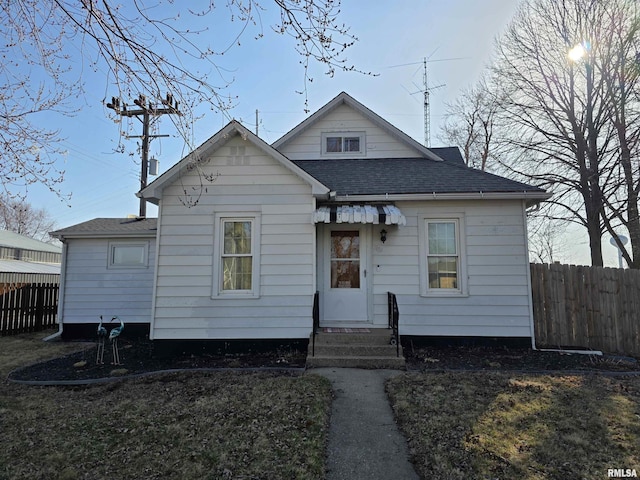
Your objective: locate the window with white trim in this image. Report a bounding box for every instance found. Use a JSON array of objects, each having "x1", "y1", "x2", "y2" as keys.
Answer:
[
  {"x1": 108, "y1": 242, "x2": 148, "y2": 268},
  {"x1": 213, "y1": 213, "x2": 261, "y2": 297},
  {"x1": 426, "y1": 221, "x2": 459, "y2": 289},
  {"x1": 321, "y1": 132, "x2": 365, "y2": 156},
  {"x1": 419, "y1": 215, "x2": 466, "y2": 296},
  {"x1": 221, "y1": 220, "x2": 253, "y2": 291}
]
